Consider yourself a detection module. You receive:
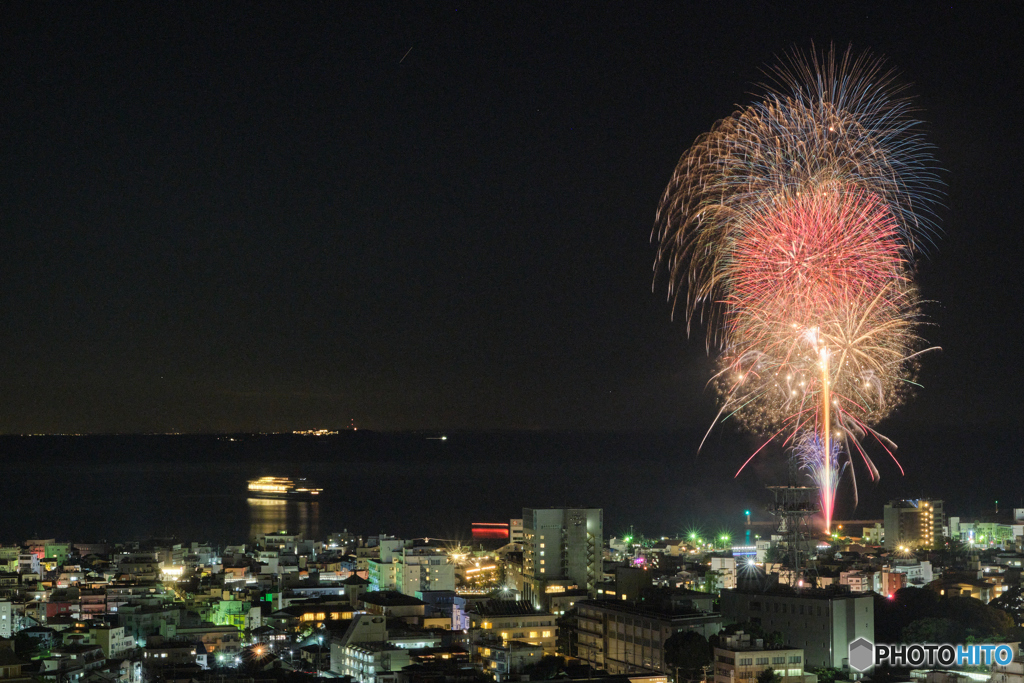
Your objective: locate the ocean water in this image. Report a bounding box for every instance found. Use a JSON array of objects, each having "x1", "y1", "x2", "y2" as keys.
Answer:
[{"x1": 0, "y1": 428, "x2": 1017, "y2": 546}]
